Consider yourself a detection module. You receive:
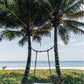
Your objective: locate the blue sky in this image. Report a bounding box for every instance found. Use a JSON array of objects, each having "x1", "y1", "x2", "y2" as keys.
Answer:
[{"x1": 0, "y1": 24, "x2": 84, "y2": 61}]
